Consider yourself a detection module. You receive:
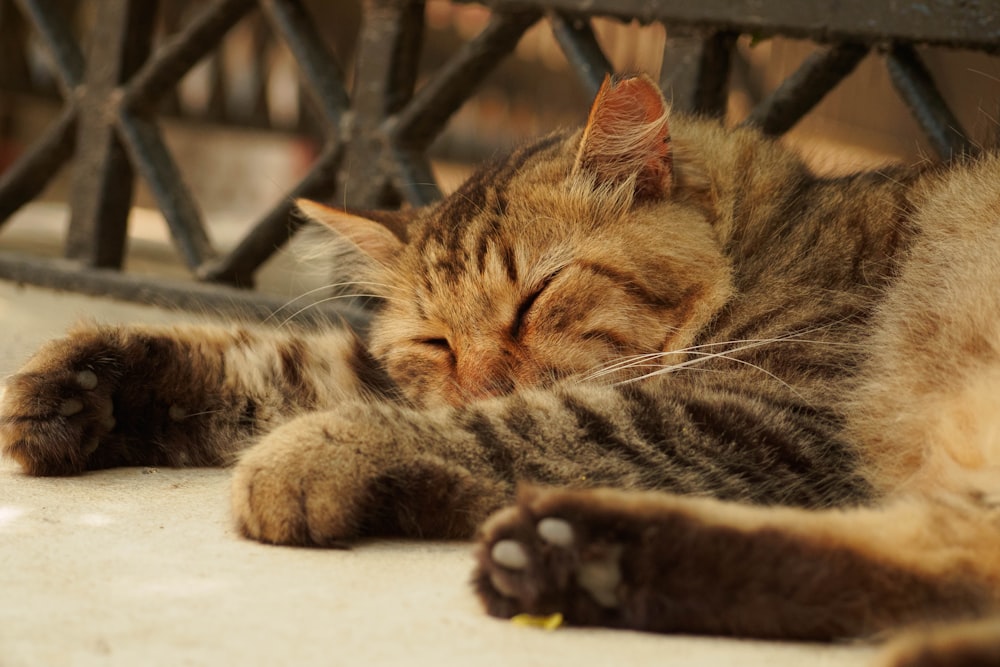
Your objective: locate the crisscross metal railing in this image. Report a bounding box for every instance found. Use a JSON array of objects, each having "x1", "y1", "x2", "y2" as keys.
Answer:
[{"x1": 0, "y1": 0, "x2": 995, "y2": 318}]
